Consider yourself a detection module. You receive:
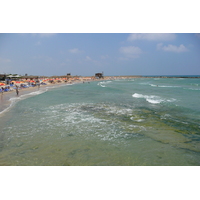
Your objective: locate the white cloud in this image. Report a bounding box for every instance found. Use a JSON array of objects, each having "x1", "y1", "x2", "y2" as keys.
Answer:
[
  {"x1": 69, "y1": 48, "x2": 81, "y2": 54},
  {"x1": 119, "y1": 46, "x2": 142, "y2": 59},
  {"x1": 157, "y1": 43, "x2": 189, "y2": 53},
  {"x1": 128, "y1": 33, "x2": 176, "y2": 41},
  {"x1": 85, "y1": 56, "x2": 92, "y2": 61}
]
